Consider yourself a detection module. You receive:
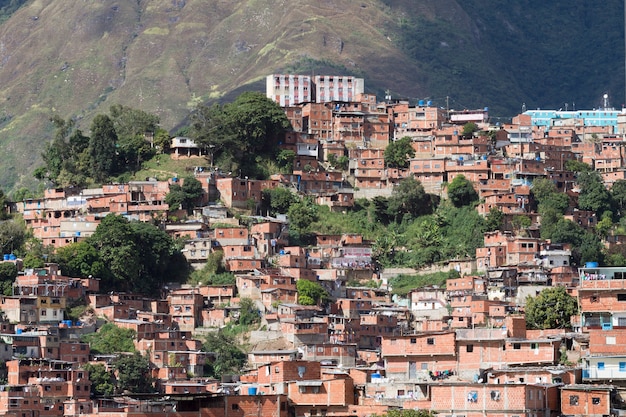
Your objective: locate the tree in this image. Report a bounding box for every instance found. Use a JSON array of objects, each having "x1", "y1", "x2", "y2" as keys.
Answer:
[
  {"x1": 388, "y1": 176, "x2": 436, "y2": 222},
  {"x1": 165, "y1": 177, "x2": 204, "y2": 213},
  {"x1": 611, "y1": 179, "x2": 626, "y2": 216},
  {"x1": 114, "y1": 352, "x2": 154, "y2": 394},
  {"x1": 0, "y1": 262, "x2": 16, "y2": 296},
  {"x1": 262, "y1": 187, "x2": 298, "y2": 216},
  {"x1": 83, "y1": 363, "x2": 114, "y2": 397},
  {"x1": 202, "y1": 332, "x2": 247, "y2": 379},
  {"x1": 288, "y1": 198, "x2": 319, "y2": 244},
  {"x1": 54, "y1": 241, "x2": 106, "y2": 279},
  {"x1": 191, "y1": 92, "x2": 291, "y2": 176},
  {"x1": 88, "y1": 214, "x2": 141, "y2": 292},
  {"x1": 462, "y1": 122, "x2": 479, "y2": 137},
  {"x1": 81, "y1": 323, "x2": 136, "y2": 354},
  {"x1": 385, "y1": 136, "x2": 415, "y2": 168},
  {"x1": 238, "y1": 297, "x2": 260, "y2": 326},
  {"x1": 89, "y1": 114, "x2": 119, "y2": 182},
  {"x1": 447, "y1": 175, "x2": 478, "y2": 207},
  {"x1": 531, "y1": 178, "x2": 569, "y2": 214},
  {"x1": 577, "y1": 171, "x2": 612, "y2": 216},
  {"x1": 525, "y1": 286, "x2": 578, "y2": 330},
  {"x1": 484, "y1": 207, "x2": 504, "y2": 231},
  {"x1": 276, "y1": 149, "x2": 296, "y2": 171},
  {"x1": 296, "y1": 279, "x2": 329, "y2": 305},
  {"x1": 0, "y1": 219, "x2": 26, "y2": 255},
  {"x1": 86, "y1": 214, "x2": 187, "y2": 295}
]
